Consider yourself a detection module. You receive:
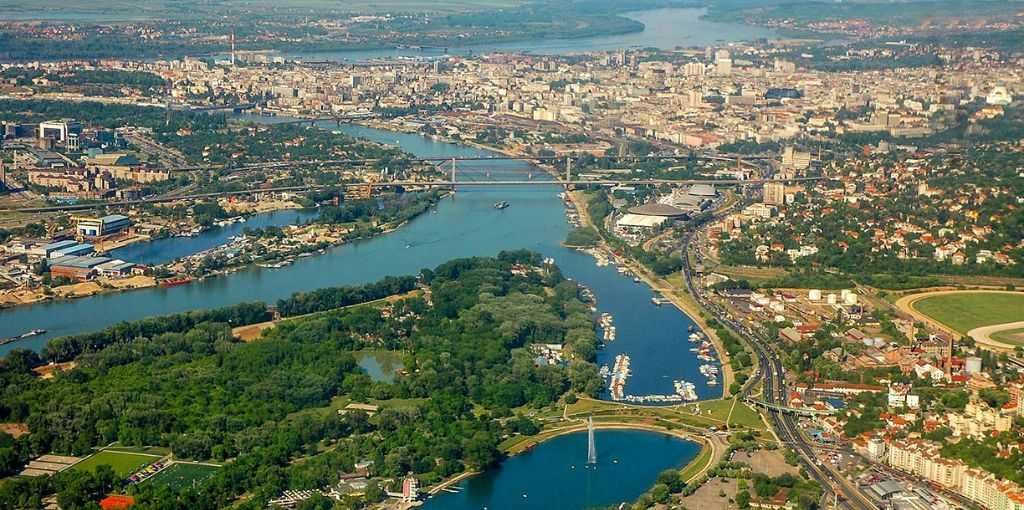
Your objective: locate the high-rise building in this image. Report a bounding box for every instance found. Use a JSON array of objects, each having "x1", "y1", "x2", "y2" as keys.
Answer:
[
  {"x1": 773, "y1": 59, "x2": 796, "y2": 73},
  {"x1": 687, "y1": 90, "x2": 704, "y2": 108},
  {"x1": 714, "y1": 49, "x2": 732, "y2": 76},
  {"x1": 782, "y1": 146, "x2": 811, "y2": 171},
  {"x1": 763, "y1": 181, "x2": 786, "y2": 206},
  {"x1": 715, "y1": 58, "x2": 732, "y2": 76},
  {"x1": 683, "y1": 62, "x2": 705, "y2": 77}
]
